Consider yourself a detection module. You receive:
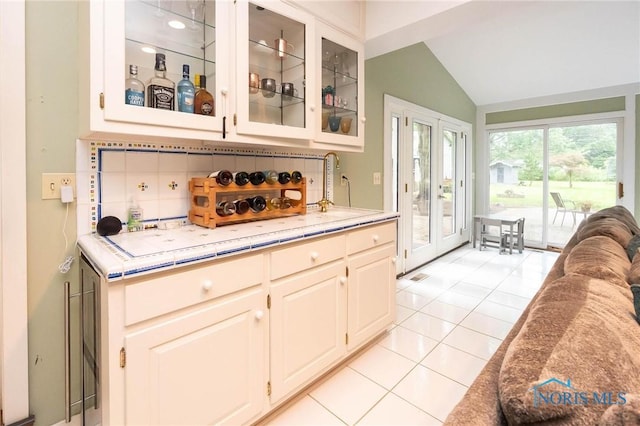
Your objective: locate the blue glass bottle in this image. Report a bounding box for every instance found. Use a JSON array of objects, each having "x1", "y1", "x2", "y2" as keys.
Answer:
[{"x1": 177, "y1": 64, "x2": 195, "y2": 113}]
